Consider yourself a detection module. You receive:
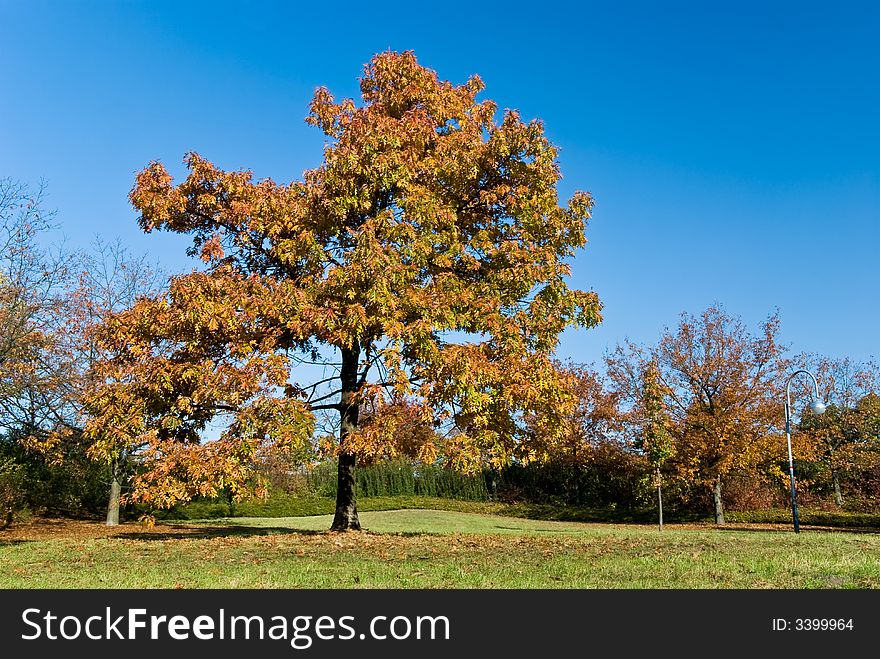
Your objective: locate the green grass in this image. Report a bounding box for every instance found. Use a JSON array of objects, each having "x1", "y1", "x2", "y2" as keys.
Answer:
[
  {"x1": 160, "y1": 494, "x2": 502, "y2": 520},
  {"x1": 726, "y1": 508, "x2": 880, "y2": 528},
  {"x1": 165, "y1": 494, "x2": 880, "y2": 528},
  {"x1": 3, "y1": 509, "x2": 880, "y2": 589}
]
